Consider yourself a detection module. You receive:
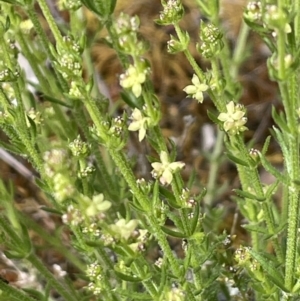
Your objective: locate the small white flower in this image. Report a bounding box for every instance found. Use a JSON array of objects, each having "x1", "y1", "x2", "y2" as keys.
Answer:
[
  {"x1": 109, "y1": 219, "x2": 139, "y2": 240},
  {"x1": 151, "y1": 151, "x2": 185, "y2": 185},
  {"x1": 120, "y1": 65, "x2": 147, "y2": 97},
  {"x1": 218, "y1": 101, "x2": 248, "y2": 135},
  {"x1": 183, "y1": 74, "x2": 208, "y2": 103},
  {"x1": 85, "y1": 194, "x2": 112, "y2": 217},
  {"x1": 128, "y1": 108, "x2": 150, "y2": 141}
]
